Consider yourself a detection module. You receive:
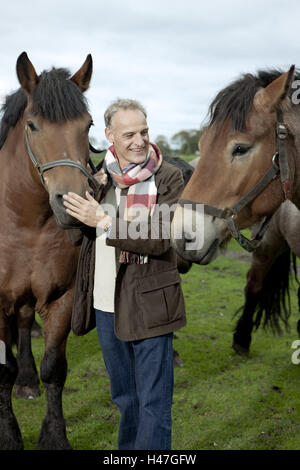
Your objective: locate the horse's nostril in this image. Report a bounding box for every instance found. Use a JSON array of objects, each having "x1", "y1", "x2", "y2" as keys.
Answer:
[
  {"x1": 54, "y1": 193, "x2": 68, "y2": 210},
  {"x1": 55, "y1": 193, "x2": 64, "y2": 204},
  {"x1": 54, "y1": 190, "x2": 94, "y2": 206}
]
